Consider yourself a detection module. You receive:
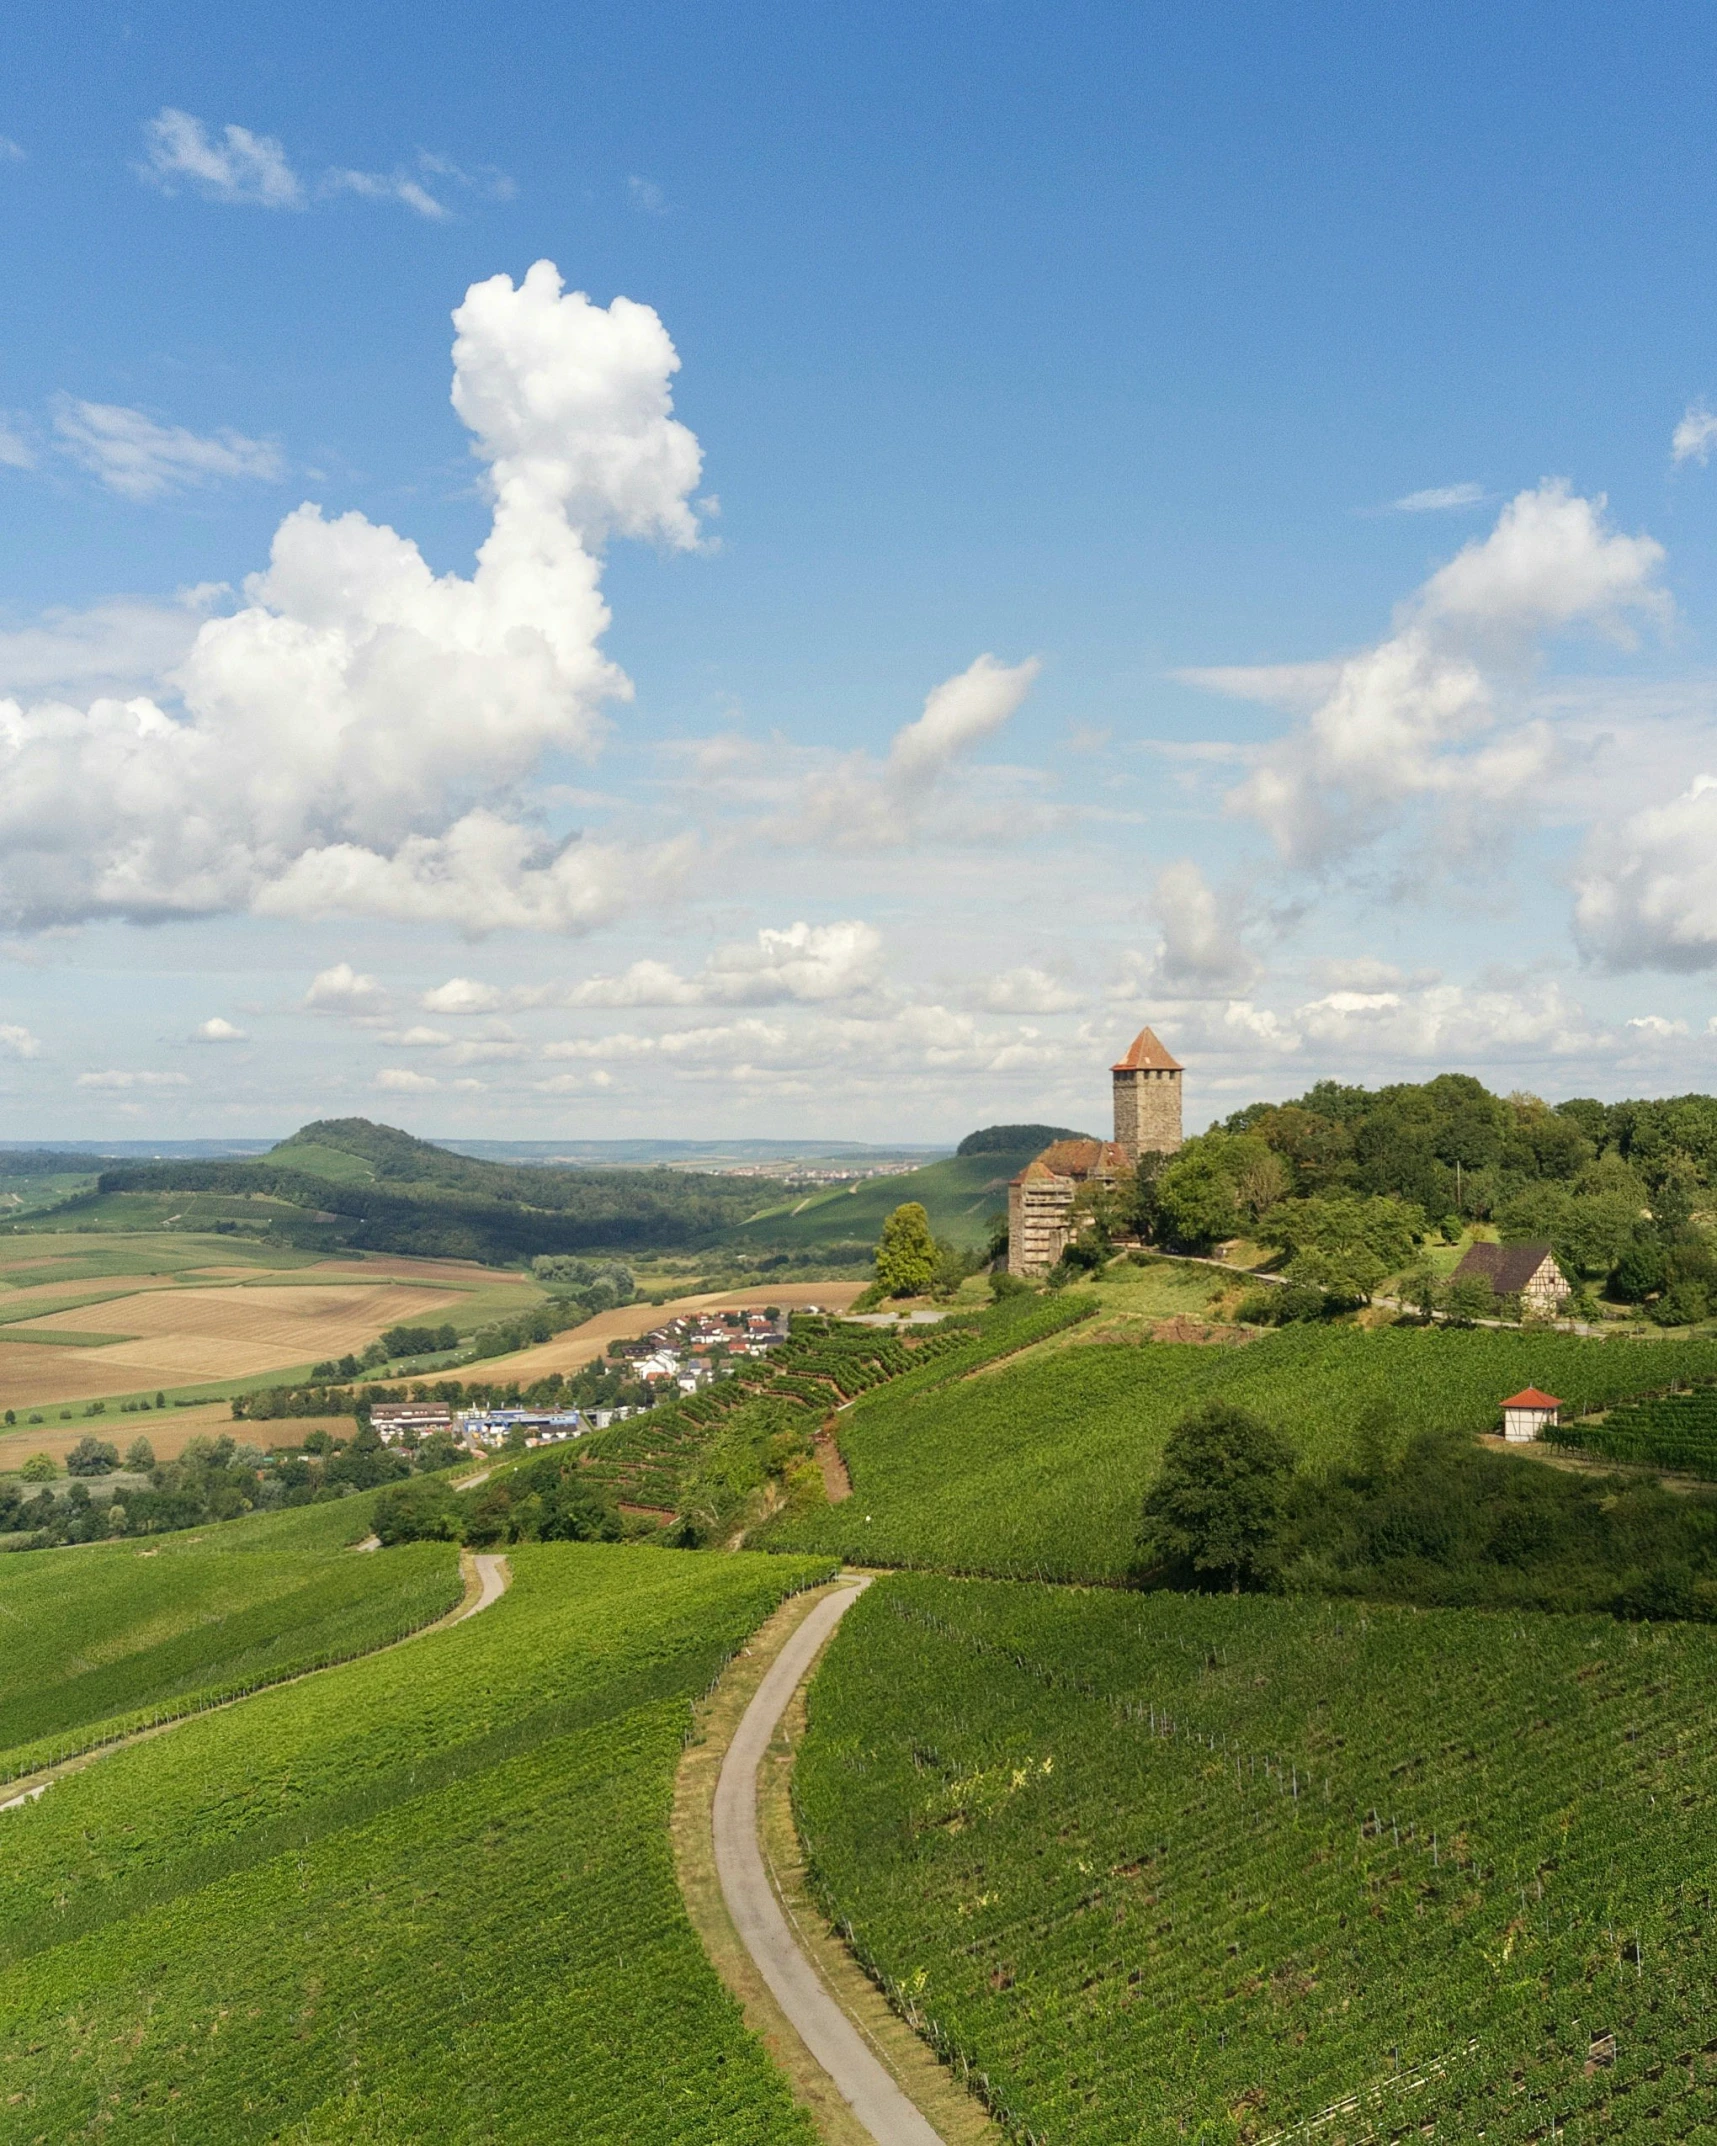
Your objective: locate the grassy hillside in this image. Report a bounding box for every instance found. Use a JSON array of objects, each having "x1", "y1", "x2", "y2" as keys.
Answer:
[
  {"x1": 800, "y1": 1573, "x2": 1717, "y2": 2144},
  {"x1": 0, "y1": 1496, "x2": 463, "y2": 1778},
  {"x1": 766, "y1": 1322, "x2": 1717, "y2": 1582},
  {"x1": 0, "y1": 1542, "x2": 832, "y2": 2143},
  {"x1": 732, "y1": 1140, "x2": 1062, "y2": 1253}
]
